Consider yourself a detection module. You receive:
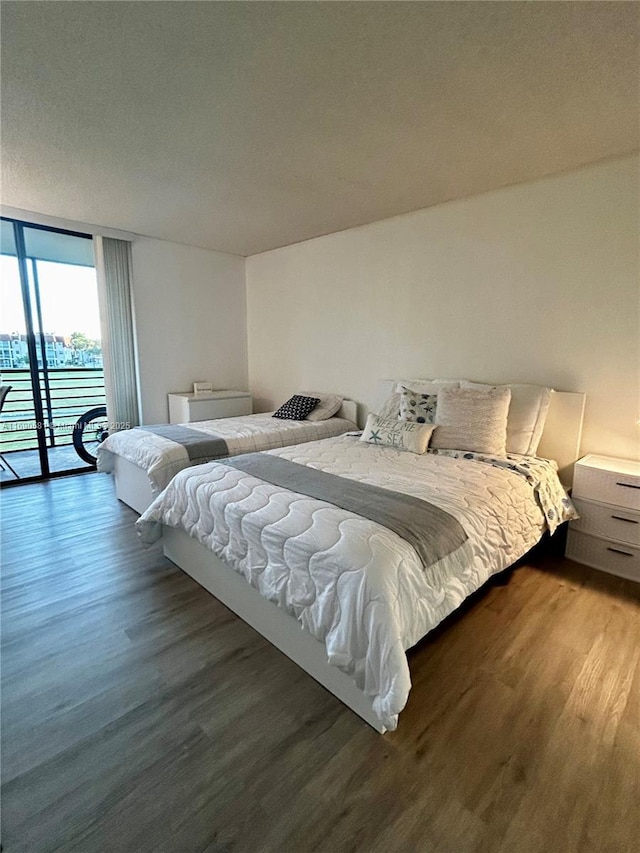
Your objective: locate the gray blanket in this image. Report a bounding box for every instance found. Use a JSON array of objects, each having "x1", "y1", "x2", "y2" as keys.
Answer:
[
  {"x1": 223, "y1": 453, "x2": 467, "y2": 569},
  {"x1": 140, "y1": 424, "x2": 229, "y2": 462}
]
